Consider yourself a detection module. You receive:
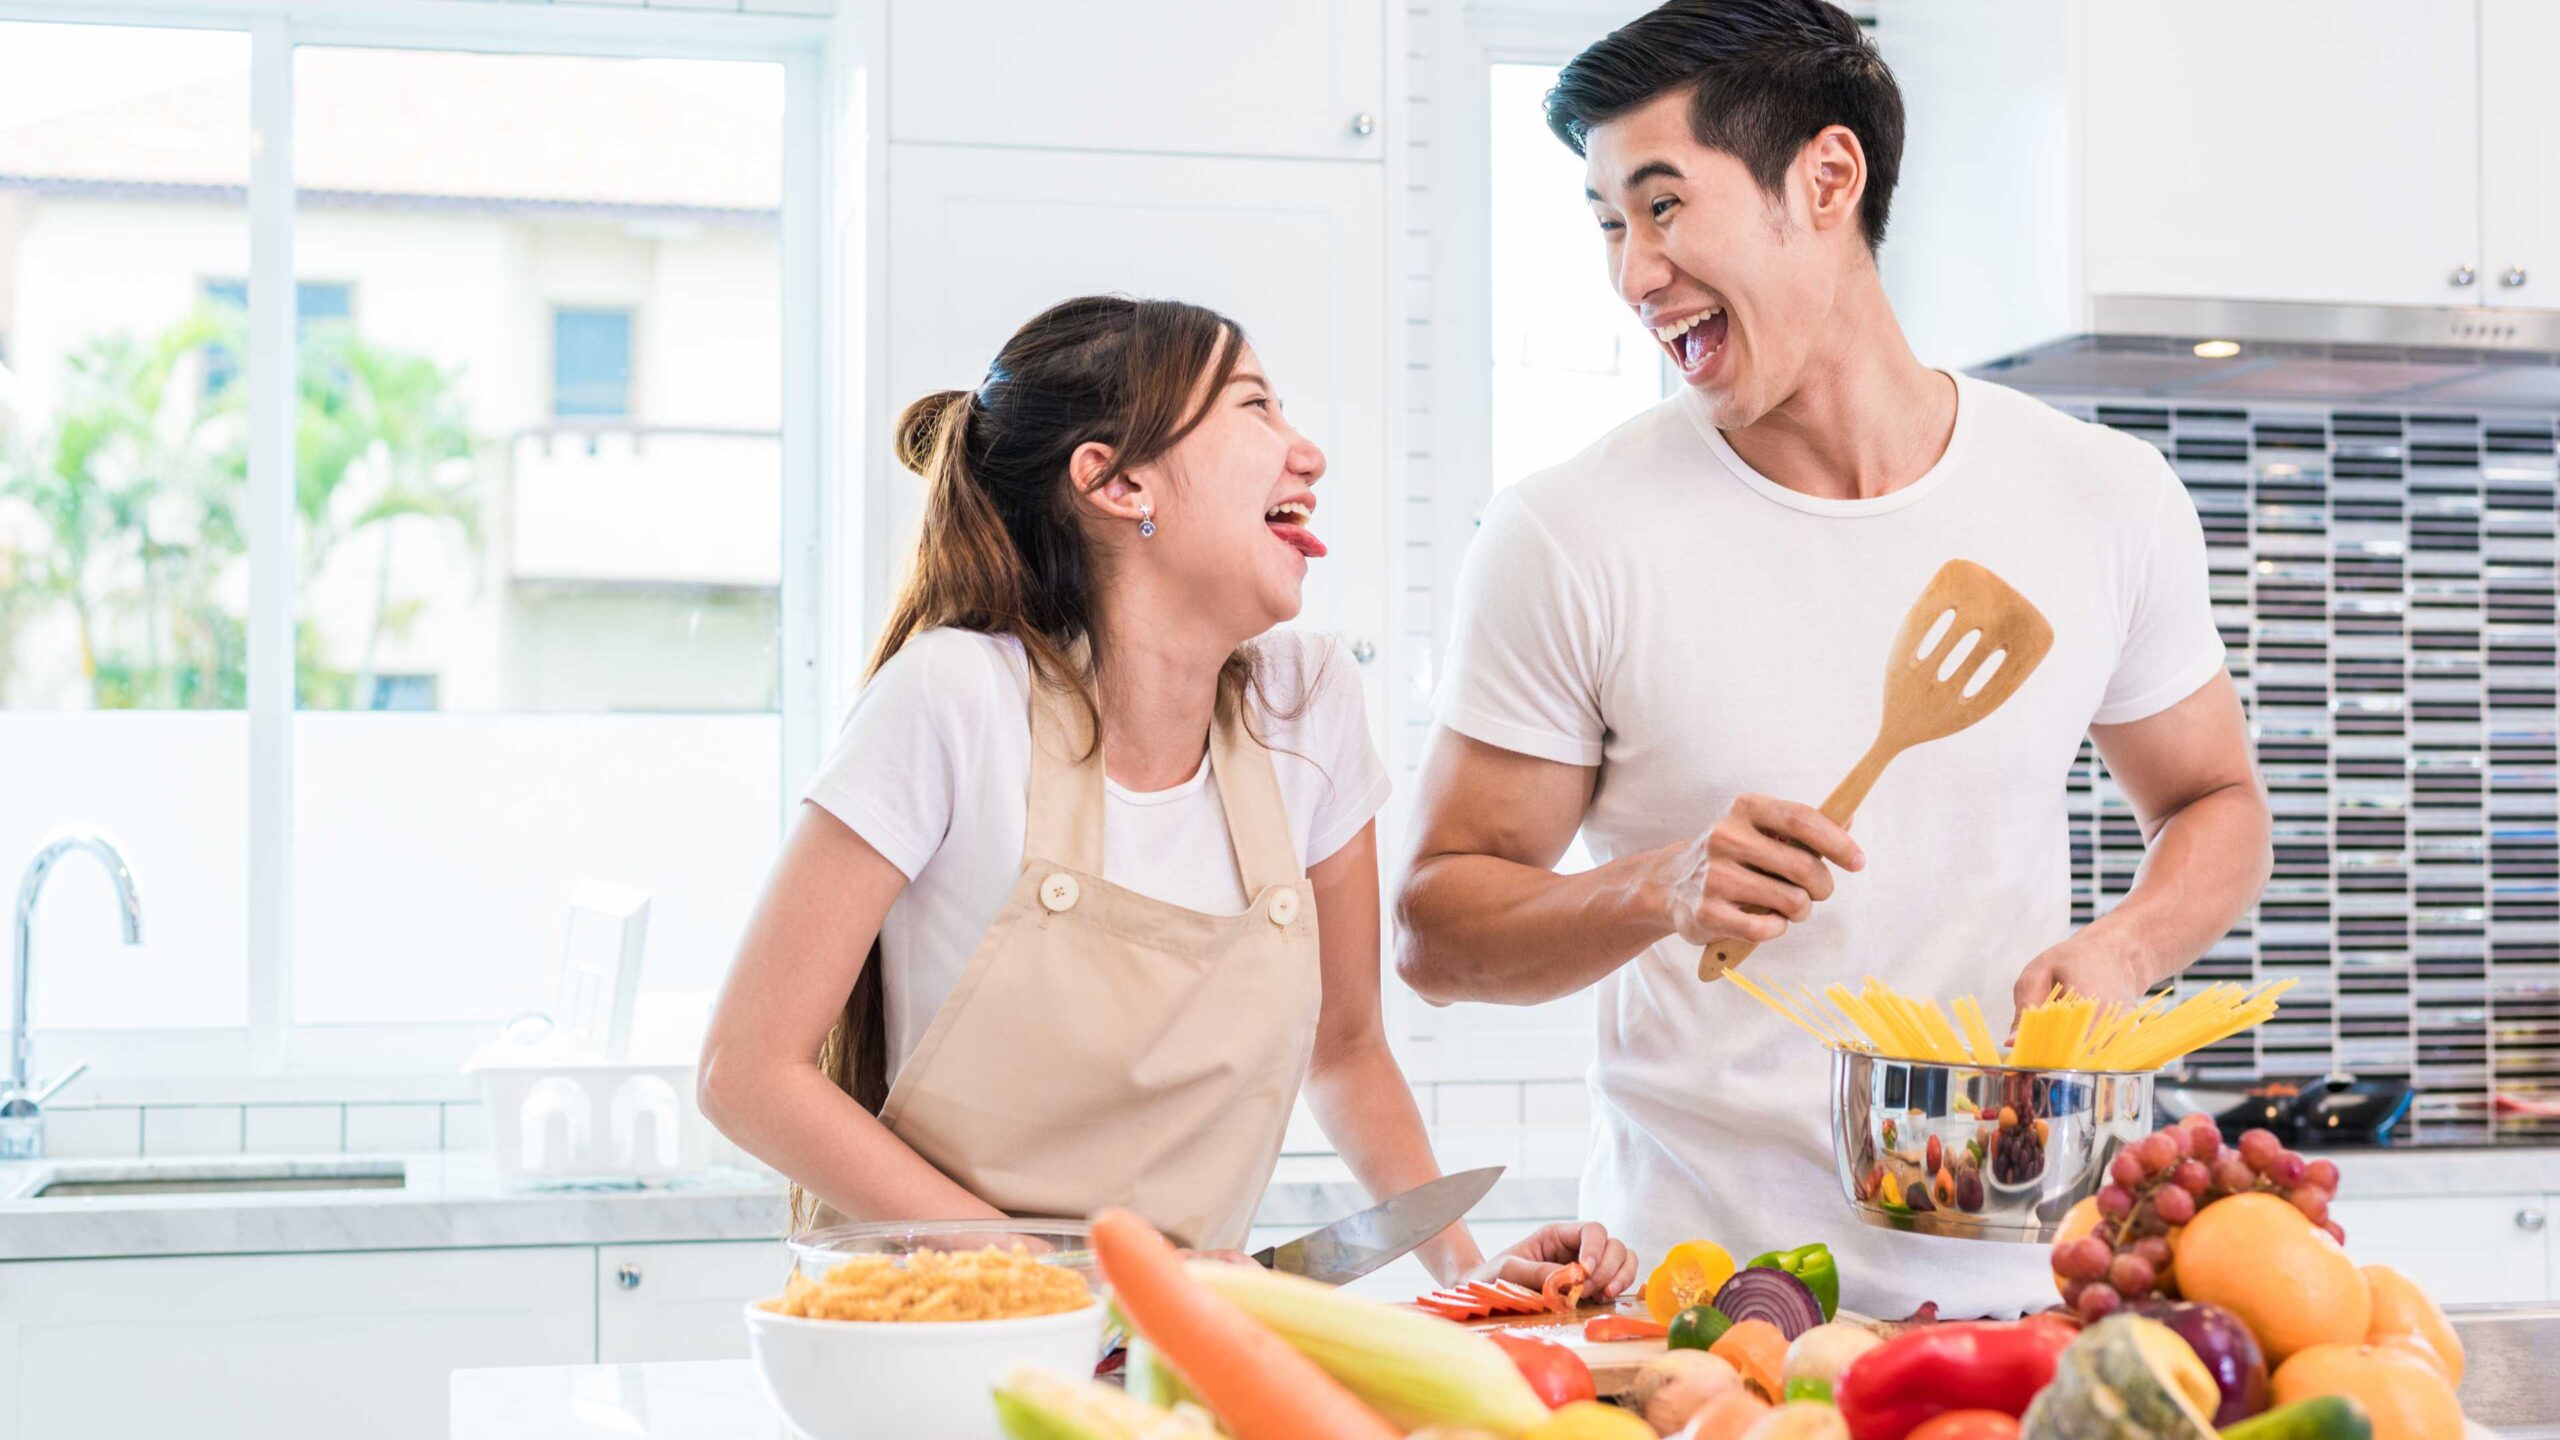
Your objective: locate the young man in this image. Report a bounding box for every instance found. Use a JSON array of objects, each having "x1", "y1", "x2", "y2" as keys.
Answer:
[{"x1": 1395, "y1": 0, "x2": 2272, "y2": 1316}]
